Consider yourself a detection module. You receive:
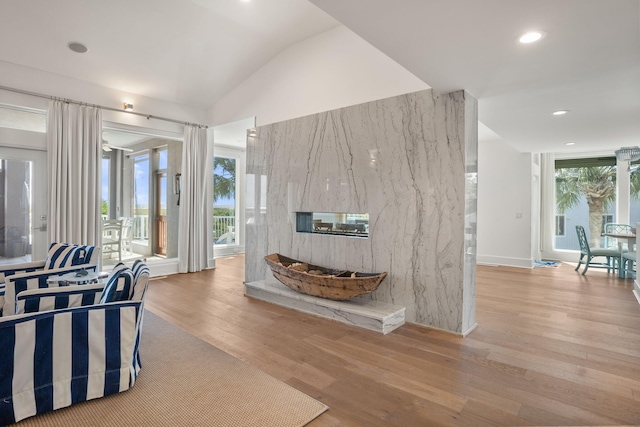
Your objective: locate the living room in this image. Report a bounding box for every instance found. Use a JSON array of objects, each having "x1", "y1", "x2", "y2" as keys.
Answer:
[{"x1": 0, "y1": 0, "x2": 639, "y2": 425}]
